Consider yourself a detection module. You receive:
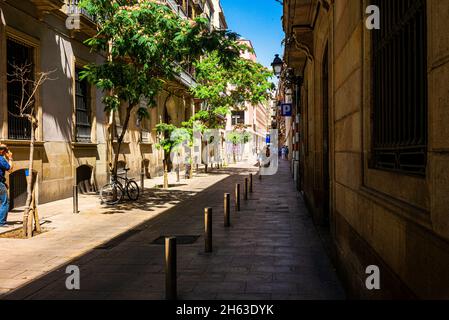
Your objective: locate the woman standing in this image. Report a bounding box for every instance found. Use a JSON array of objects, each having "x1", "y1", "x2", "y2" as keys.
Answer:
[{"x1": 0, "y1": 144, "x2": 13, "y2": 227}]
